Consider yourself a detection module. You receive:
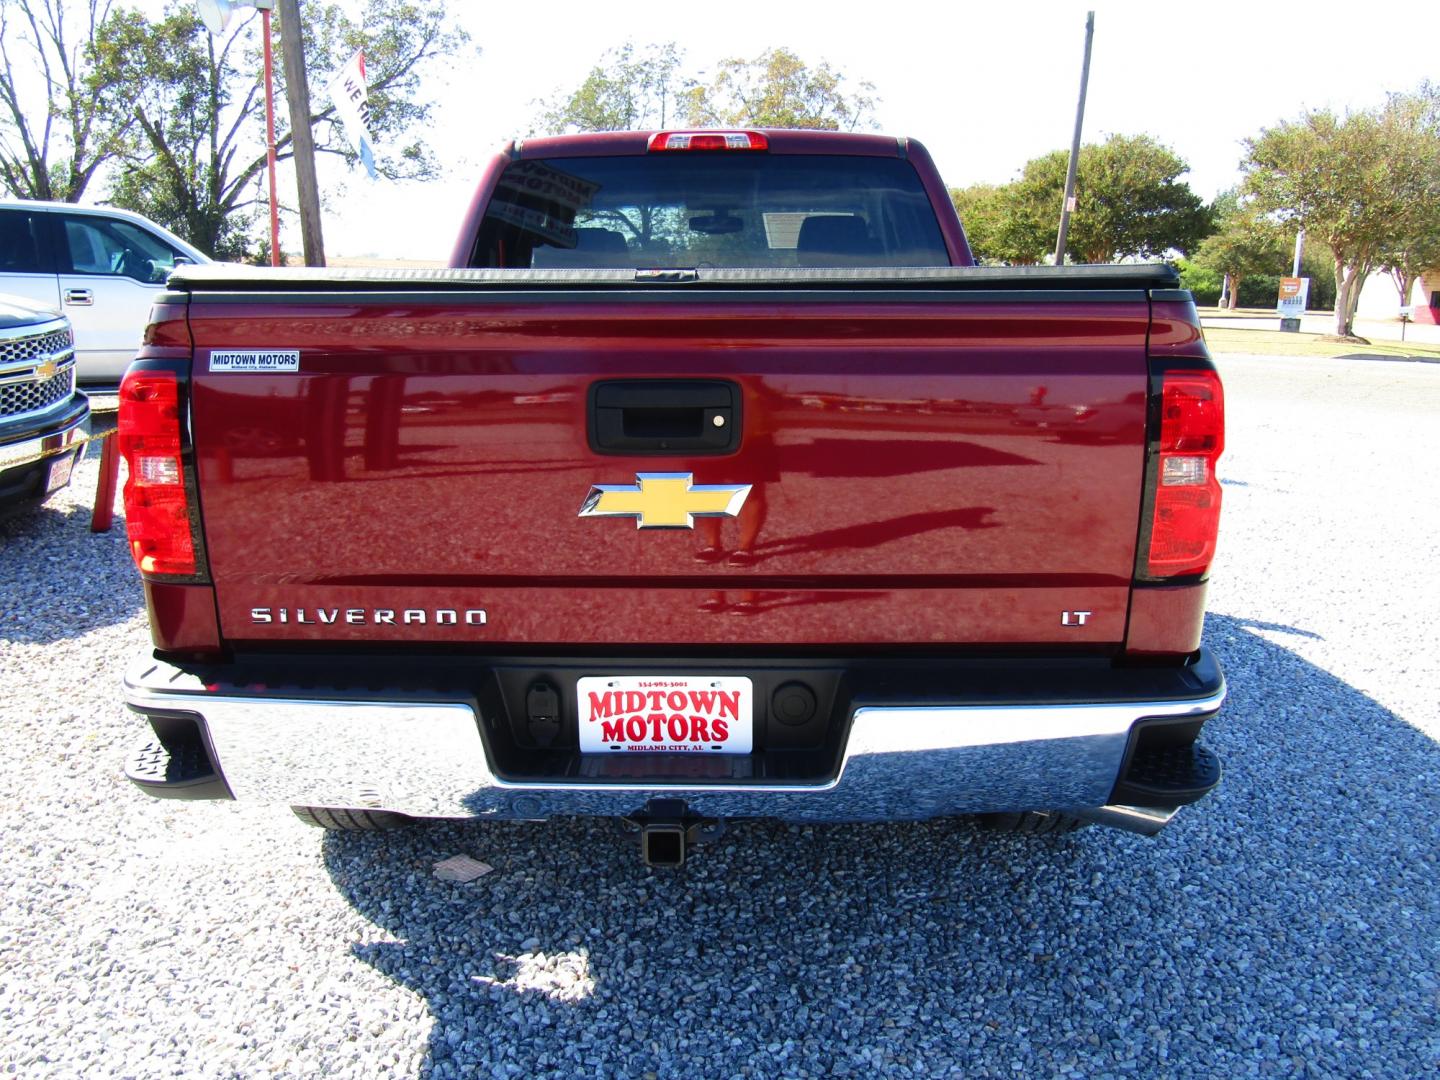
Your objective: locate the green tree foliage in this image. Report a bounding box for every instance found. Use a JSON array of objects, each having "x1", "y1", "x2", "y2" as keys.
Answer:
[
  {"x1": 949, "y1": 182, "x2": 1049, "y2": 265},
  {"x1": 1187, "y1": 243, "x2": 1337, "y2": 311},
  {"x1": 536, "y1": 44, "x2": 877, "y2": 135},
  {"x1": 1023, "y1": 135, "x2": 1210, "y2": 263},
  {"x1": 1229, "y1": 242, "x2": 1337, "y2": 311},
  {"x1": 0, "y1": 0, "x2": 131, "y2": 201},
  {"x1": 89, "y1": 0, "x2": 469, "y2": 259},
  {"x1": 950, "y1": 135, "x2": 1208, "y2": 265},
  {"x1": 1243, "y1": 89, "x2": 1440, "y2": 337},
  {"x1": 535, "y1": 42, "x2": 687, "y2": 134},
  {"x1": 1175, "y1": 258, "x2": 1222, "y2": 306},
  {"x1": 1381, "y1": 225, "x2": 1440, "y2": 308},
  {"x1": 680, "y1": 47, "x2": 876, "y2": 131},
  {"x1": 1191, "y1": 189, "x2": 1289, "y2": 308},
  {"x1": 1376, "y1": 86, "x2": 1440, "y2": 309}
]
